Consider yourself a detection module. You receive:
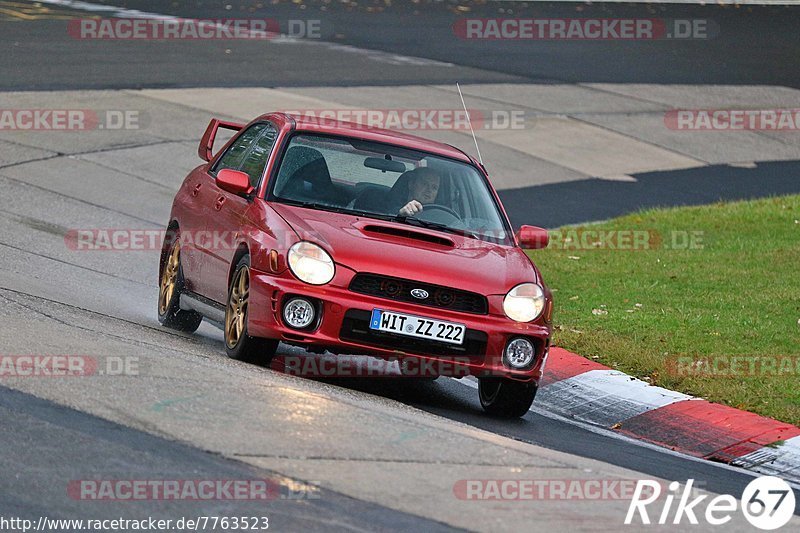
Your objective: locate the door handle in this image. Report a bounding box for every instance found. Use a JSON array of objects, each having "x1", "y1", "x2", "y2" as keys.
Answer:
[
  {"x1": 191, "y1": 183, "x2": 202, "y2": 197},
  {"x1": 214, "y1": 195, "x2": 226, "y2": 211}
]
